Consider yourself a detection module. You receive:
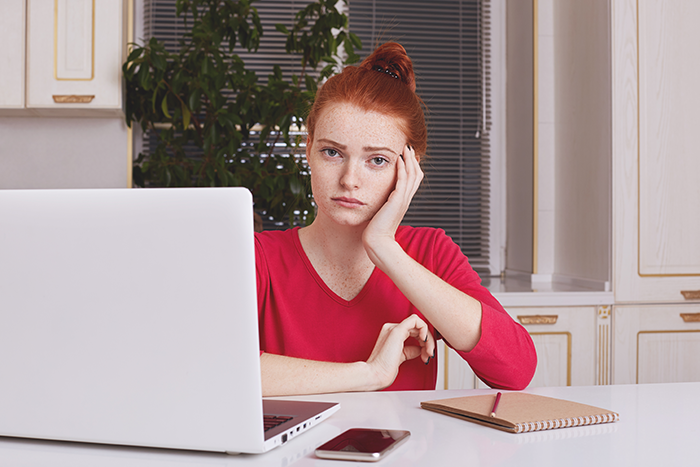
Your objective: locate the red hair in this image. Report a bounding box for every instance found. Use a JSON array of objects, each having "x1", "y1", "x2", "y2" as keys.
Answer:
[{"x1": 306, "y1": 42, "x2": 428, "y2": 158}]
